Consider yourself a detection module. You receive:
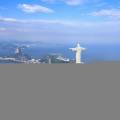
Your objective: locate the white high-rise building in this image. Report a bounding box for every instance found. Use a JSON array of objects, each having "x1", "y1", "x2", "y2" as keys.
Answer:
[{"x1": 70, "y1": 43, "x2": 86, "y2": 64}]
